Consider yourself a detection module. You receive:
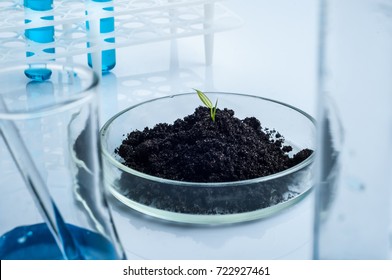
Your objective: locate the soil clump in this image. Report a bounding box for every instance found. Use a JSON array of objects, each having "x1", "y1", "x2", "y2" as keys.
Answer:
[
  {"x1": 116, "y1": 106, "x2": 313, "y2": 183},
  {"x1": 113, "y1": 106, "x2": 313, "y2": 215}
]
